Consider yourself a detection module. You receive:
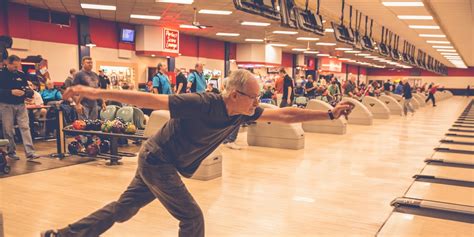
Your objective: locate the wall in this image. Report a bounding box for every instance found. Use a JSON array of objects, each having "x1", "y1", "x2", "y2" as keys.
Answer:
[
  {"x1": 367, "y1": 67, "x2": 474, "y2": 89},
  {"x1": 176, "y1": 34, "x2": 226, "y2": 73}
]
